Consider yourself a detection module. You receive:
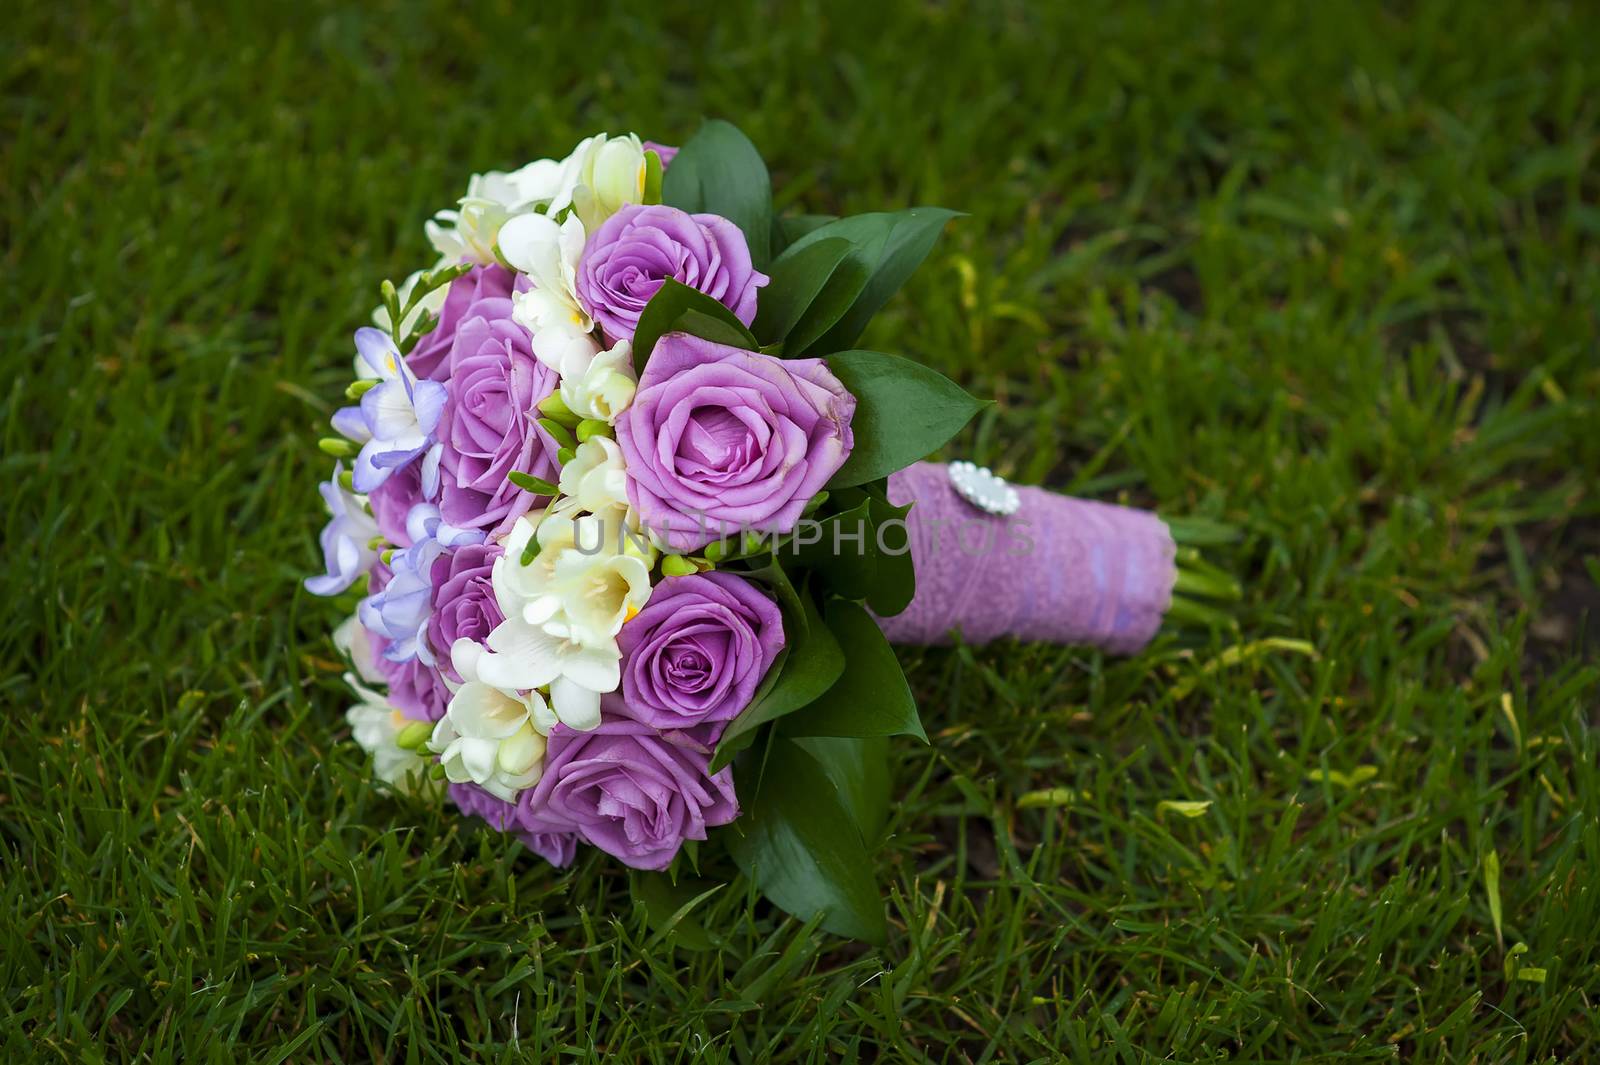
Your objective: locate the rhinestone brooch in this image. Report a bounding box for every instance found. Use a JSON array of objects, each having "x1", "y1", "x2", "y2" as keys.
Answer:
[{"x1": 948, "y1": 460, "x2": 1020, "y2": 516}]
